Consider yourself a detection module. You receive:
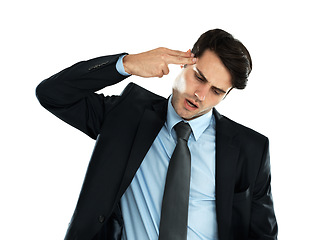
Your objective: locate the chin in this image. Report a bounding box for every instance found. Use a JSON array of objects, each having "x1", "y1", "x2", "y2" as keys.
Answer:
[
  {"x1": 184, "y1": 115, "x2": 199, "y2": 121},
  {"x1": 181, "y1": 108, "x2": 212, "y2": 121},
  {"x1": 179, "y1": 111, "x2": 198, "y2": 120}
]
